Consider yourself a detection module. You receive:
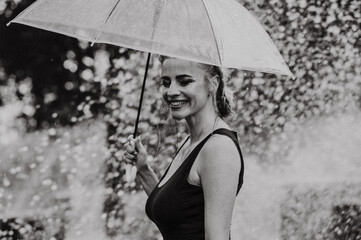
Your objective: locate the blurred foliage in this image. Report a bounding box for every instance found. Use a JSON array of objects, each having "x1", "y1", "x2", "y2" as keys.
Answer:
[
  {"x1": 0, "y1": 120, "x2": 107, "y2": 239},
  {"x1": 0, "y1": 0, "x2": 102, "y2": 129},
  {"x1": 328, "y1": 204, "x2": 361, "y2": 240},
  {"x1": 280, "y1": 183, "x2": 361, "y2": 240},
  {"x1": 231, "y1": 0, "x2": 361, "y2": 159},
  {"x1": 0, "y1": 214, "x2": 67, "y2": 240},
  {"x1": 1, "y1": 0, "x2": 361, "y2": 237}
]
